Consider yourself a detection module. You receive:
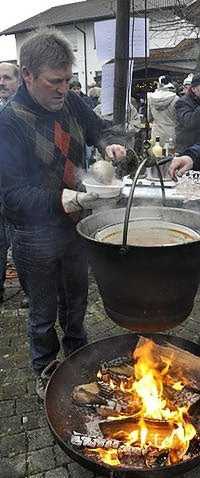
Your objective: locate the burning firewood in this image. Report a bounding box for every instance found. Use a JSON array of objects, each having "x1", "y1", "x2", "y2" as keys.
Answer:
[
  {"x1": 117, "y1": 445, "x2": 144, "y2": 468},
  {"x1": 72, "y1": 382, "x2": 106, "y2": 405},
  {"x1": 136, "y1": 337, "x2": 200, "y2": 389},
  {"x1": 70, "y1": 337, "x2": 200, "y2": 470},
  {"x1": 103, "y1": 364, "x2": 134, "y2": 378},
  {"x1": 100, "y1": 356, "x2": 133, "y2": 369},
  {"x1": 186, "y1": 436, "x2": 200, "y2": 458},
  {"x1": 165, "y1": 385, "x2": 200, "y2": 409},
  {"x1": 72, "y1": 383, "x2": 129, "y2": 411},
  {"x1": 96, "y1": 403, "x2": 140, "y2": 419},
  {"x1": 71, "y1": 432, "x2": 124, "y2": 449},
  {"x1": 99, "y1": 416, "x2": 174, "y2": 447},
  {"x1": 144, "y1": 448, "x2": 169, "y2": 468},
  {"x1": 97, "y1": 363, "x2": 134, "y2": 387}
]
